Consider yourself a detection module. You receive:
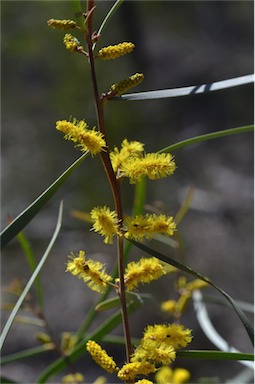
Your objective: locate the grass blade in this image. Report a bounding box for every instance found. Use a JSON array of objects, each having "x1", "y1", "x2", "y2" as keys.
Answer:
[
  {"x1": 1, "y1": 345, "x2": 54, "y2": 366},
  {"x1": 177, "y1": 350, "x2": 254, "y2": 362},
  {"x1": 128, "y1": 239, "x2": 254, "y2": 345},
  {"x1": 93, "y1": 0, "x2": 124, "y2": 50},
  {"x1": 1, "y1": 152, "x2": 88, "y2": 250},
  {"x1": 193, "y1": 290, "x2": 254, "y2": 369},
  {"x1": 0, "y1": 202, "x2": 63, "y2": 351},
  {"x1": 158, "y1": 125, "x2": 254, "y2": 153},
  {"x1": 115, "y1": 74, "x2": 254, "y2": 101},
  {"x1": 17, "y1": 232, "x2": 44, "y2": 309}
]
